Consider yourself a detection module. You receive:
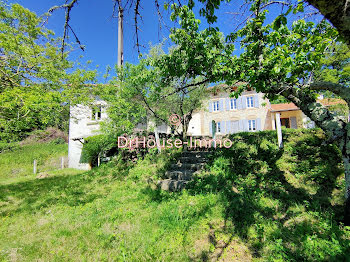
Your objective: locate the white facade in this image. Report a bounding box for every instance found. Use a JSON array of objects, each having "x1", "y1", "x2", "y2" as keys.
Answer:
[{"x1": 68, "y1": 102, "x2": 107, "y2": 170}]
